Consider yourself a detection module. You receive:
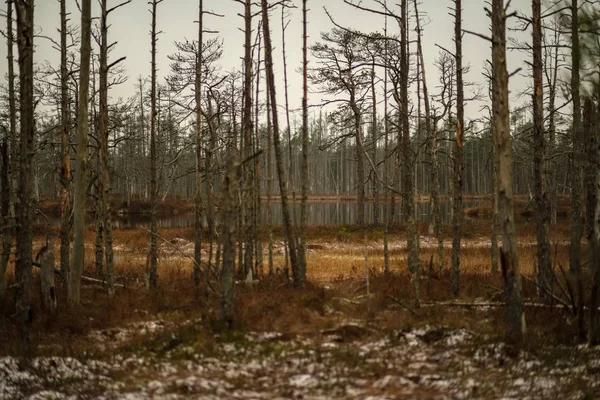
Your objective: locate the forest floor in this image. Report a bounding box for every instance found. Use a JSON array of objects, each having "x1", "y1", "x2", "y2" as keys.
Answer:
[{"x1": 1, "y1": 216, "x2": 599, "y2": 399}]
